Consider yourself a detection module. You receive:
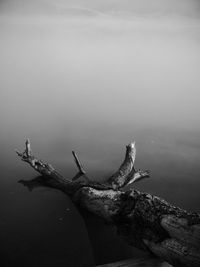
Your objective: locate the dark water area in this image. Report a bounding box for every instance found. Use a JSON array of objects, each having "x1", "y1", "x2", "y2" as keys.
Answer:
[
  {"x1": 1, "y1": 126, "x2": 200, "y2": 266},
  {"x1": 1, "y1": 10, "x2": 200, "y2": 267}
]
